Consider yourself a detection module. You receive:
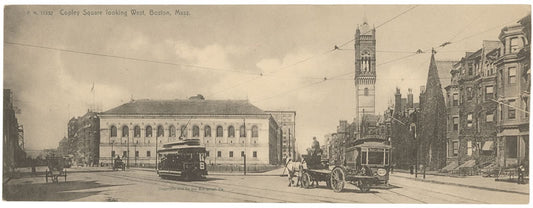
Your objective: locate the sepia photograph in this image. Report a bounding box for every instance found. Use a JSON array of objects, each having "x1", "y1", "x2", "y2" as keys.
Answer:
[{"x1": 2, "y1": 2, "x2": 531, "y2": 204}]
